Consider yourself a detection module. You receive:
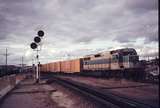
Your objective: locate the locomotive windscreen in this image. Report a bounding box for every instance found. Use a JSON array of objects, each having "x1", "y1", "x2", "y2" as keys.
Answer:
[
  {"x1": 129, "y1": 55, "x2": 139, "y2": 63},
  {"x1": 111, "y1": 48, "x2": 139, "y2": 63}
]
